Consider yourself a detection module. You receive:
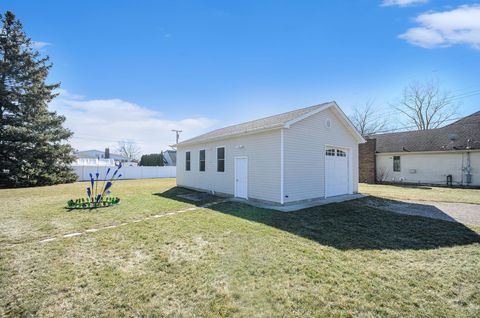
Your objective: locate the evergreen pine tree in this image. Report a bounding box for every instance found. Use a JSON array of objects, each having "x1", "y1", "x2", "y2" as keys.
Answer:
[
  {"x1": 0, "y1": 11, "x2": 76, "y2": 187},
  {"x1": 159, "y1": 151, "x2": 165, "y2": 166},
  {"x1": 139, "y1": 153, "x2": 166, "y2": 166}
]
